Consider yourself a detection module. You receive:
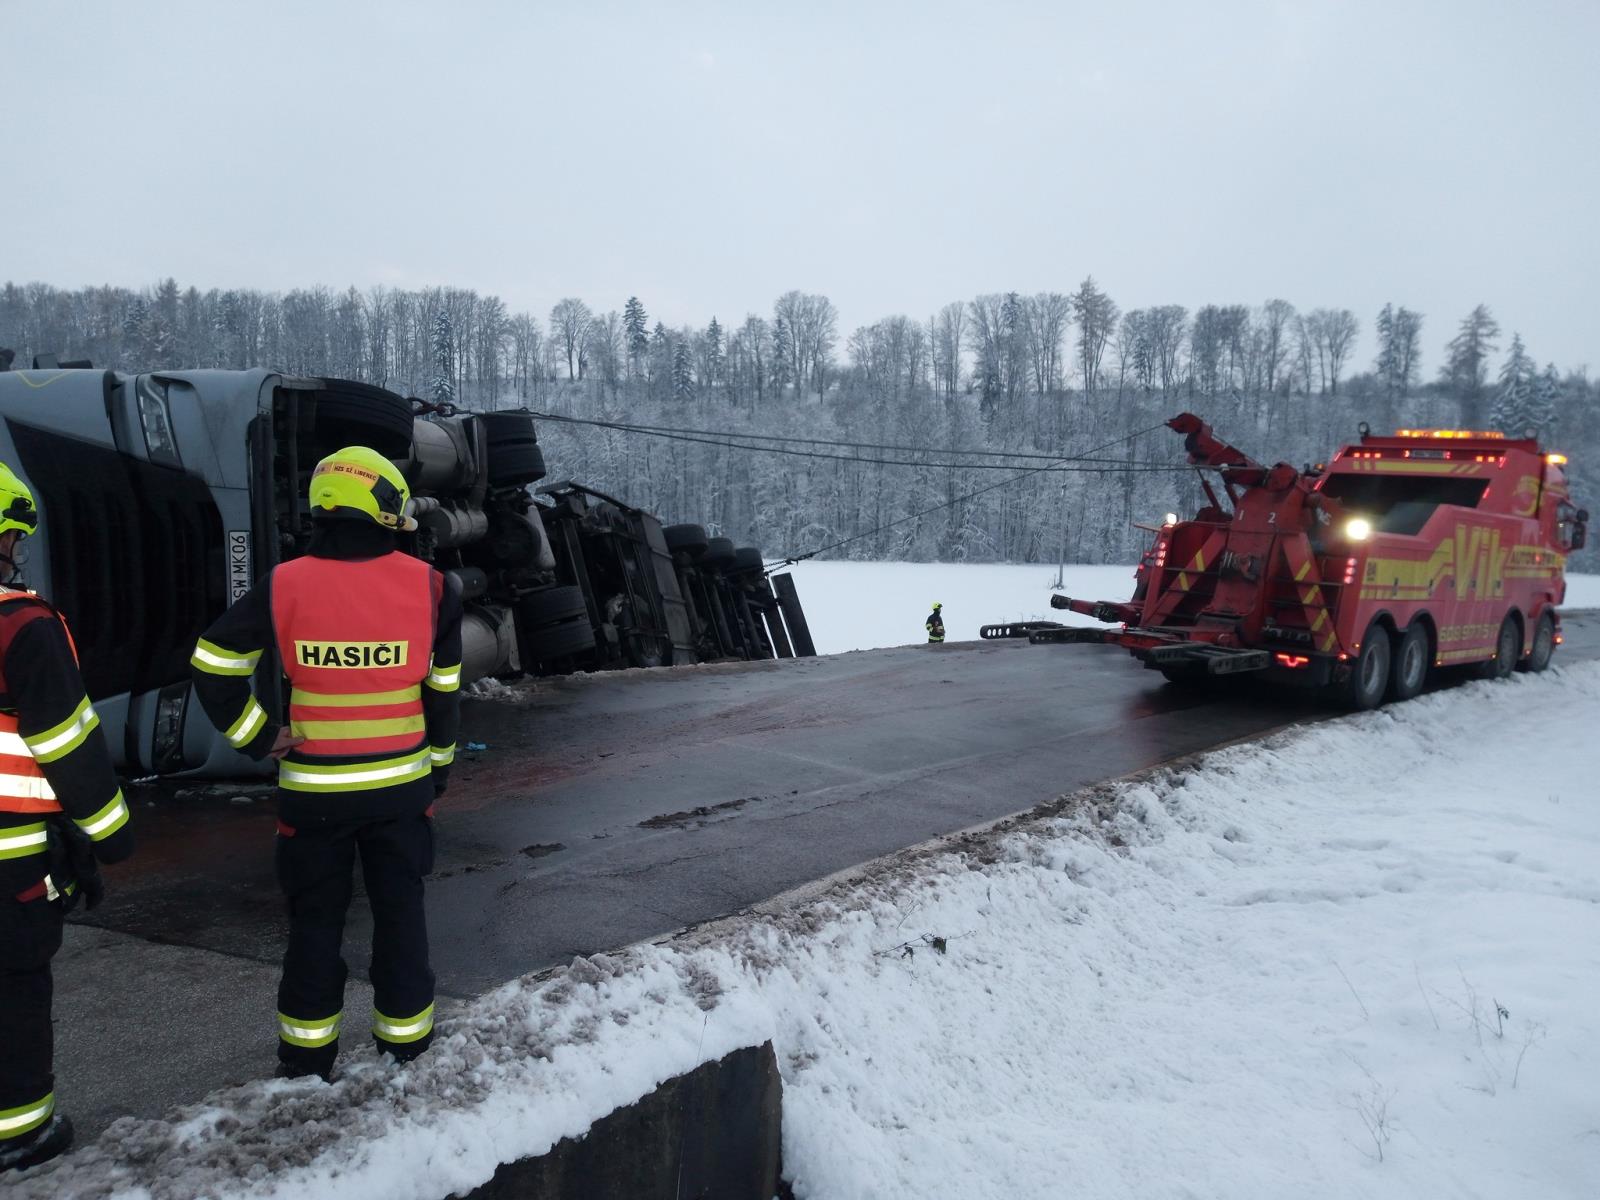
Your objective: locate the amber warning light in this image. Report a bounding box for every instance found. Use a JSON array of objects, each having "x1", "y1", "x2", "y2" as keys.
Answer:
[{"x1": 1394, "y1": 429, "x2": 1506, "y2": 439}]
